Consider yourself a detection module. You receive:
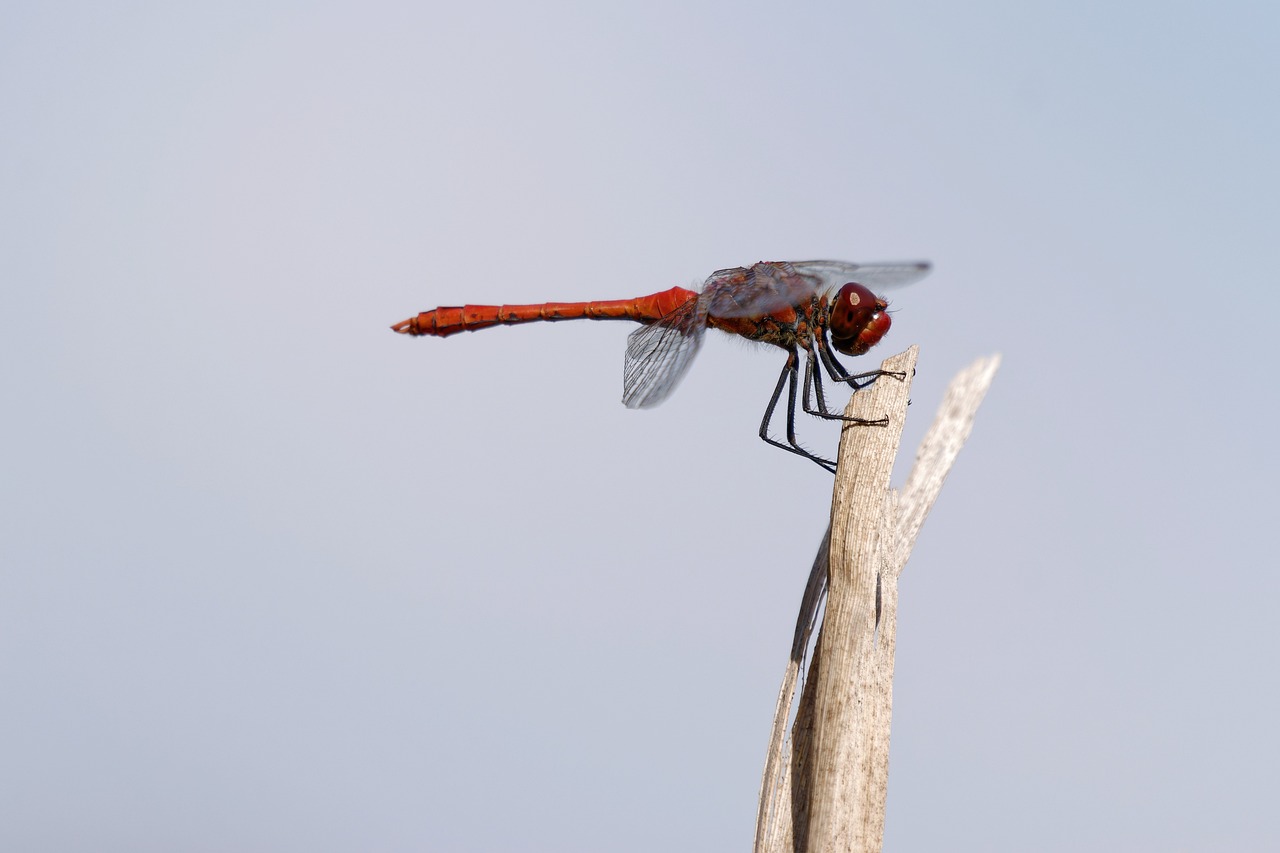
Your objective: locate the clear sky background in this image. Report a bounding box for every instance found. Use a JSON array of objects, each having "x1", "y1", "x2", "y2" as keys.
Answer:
[{"x1": 4, "y1": 2, "x2": 1278, "y2": 850}]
